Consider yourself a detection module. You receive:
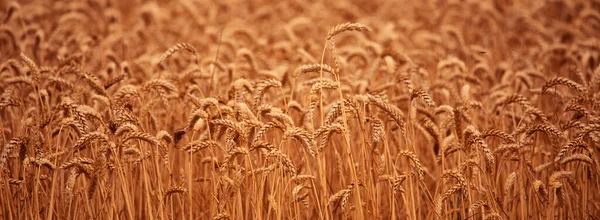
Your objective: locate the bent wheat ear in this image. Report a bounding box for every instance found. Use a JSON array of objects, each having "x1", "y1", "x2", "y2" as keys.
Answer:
[
  {"x1": 293, "y1": 64, "x2": 335, "y2": 78},
  {"x1": 435, "y1": 184, "x2": 465, "y2": 217},
  {"x1": 81, "y1": 72, "x2": 107, "y2": 96},
  {"x1": 410, "y1": 88, "x2": 436, "y2": 107},
  {"x1": 561, "y1": 153, "x2": 593, "y2": 165},
  {"x1": 283, "y1": 127, "x2": 316, "y2": 157},
  {"x1": 142, "y1": 79, "x2": 179, "y2": 94},
  {"x1": 327, "y1": 23, "x2": 372, "y2": 40},
  {"x1": 554, "y1": 140, "x2": 587, "y2": 163},
  {"x1": 481, "y1": 128, "x2": 516, "y2": 143},
  {"x1": 367, "y1": 94, "x2": 406, "y2": 136},
  {"x1": 73, "y1": 132, "x2": 110, "y2": 151},
  {"x1": 164, "y1": 186, "x2": 188, "y2": 203},
  {"x1": 329, "y1": 183, "x2": 354, "y2": 209},
  {"x1": 184, "y1": 140, "x2": 219, "y2": 154},
  {"x1": 158, "y1": 43, "x2": 199, "y2": 67},
  {"x1": 541, "y1": 77, "x2": 587, "y2": 93},
  {"x1": 397, "y1": 150, "x2": 425, "y2": 181}
]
